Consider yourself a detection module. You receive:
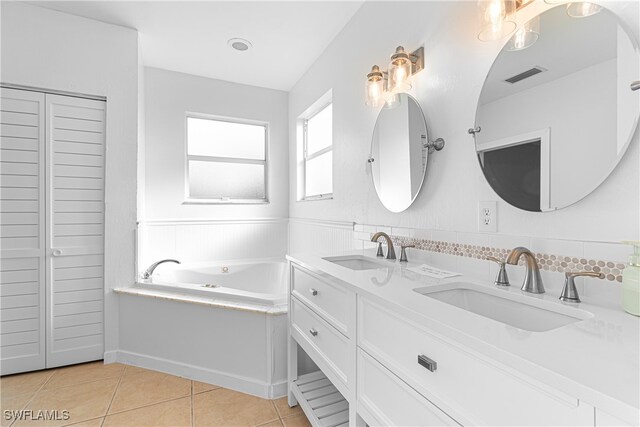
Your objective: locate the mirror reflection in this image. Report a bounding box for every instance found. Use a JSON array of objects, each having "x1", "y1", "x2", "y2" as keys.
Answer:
[
  {"x1": 370, "y1": 94, "x2": 428, "y2": 213},
  {"x1": 474, "y1": 4, "x2": 639, "y2": 212}
]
